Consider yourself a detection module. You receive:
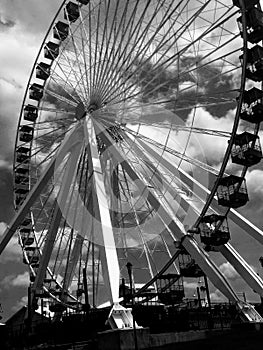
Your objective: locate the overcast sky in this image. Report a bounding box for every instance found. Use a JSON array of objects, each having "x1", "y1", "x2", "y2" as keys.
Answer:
[{"x1": 1, "y1": 0, "x2": 263, "y2": 323}]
